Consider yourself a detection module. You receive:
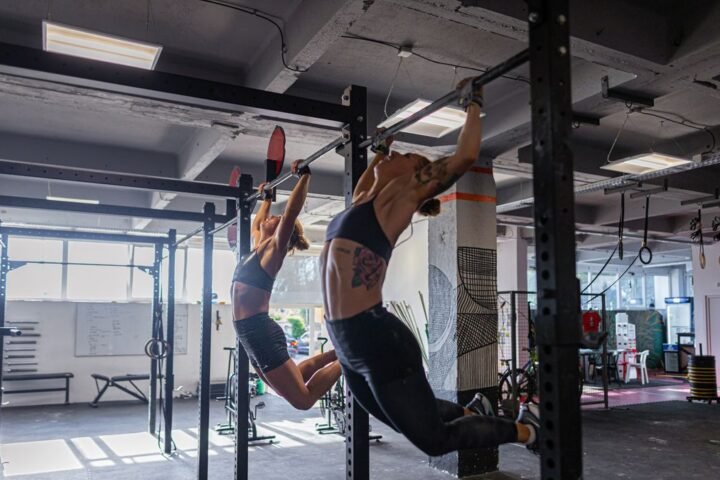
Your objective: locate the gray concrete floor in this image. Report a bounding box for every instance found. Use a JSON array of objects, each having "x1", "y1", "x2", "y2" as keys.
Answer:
[{"x1": 1, "y1": 396, "x2": 719, "y2": 479}]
